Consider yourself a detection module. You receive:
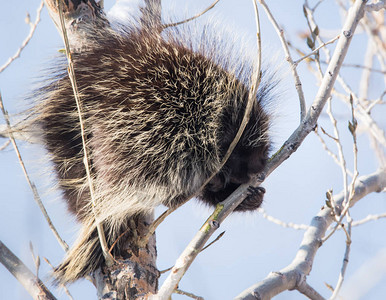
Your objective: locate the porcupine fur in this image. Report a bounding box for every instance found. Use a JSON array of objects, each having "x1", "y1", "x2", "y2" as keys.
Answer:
[{"x1": 32, "y1": 18, "x2": 275, "y2": 284}]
